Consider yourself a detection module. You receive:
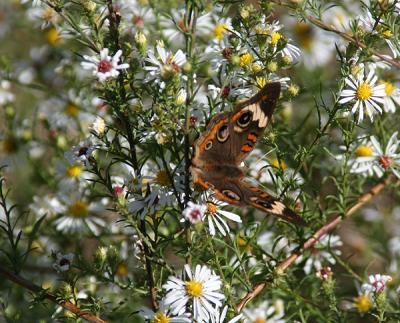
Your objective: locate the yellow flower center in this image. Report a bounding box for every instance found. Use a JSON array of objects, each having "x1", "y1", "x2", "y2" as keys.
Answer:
[
  {"x1": 207, "y1": 202, "x2": 218, "y2": 215},
  {"x1": 46, "y1": 28, "x2": 60, "y2": 46},
  {"x1": 382, "y1": 81, "x2": 395, "y2": 96},
  {"x1": 271, "y1": 31, "x2": 282, "y2": 45},
  {"x1": 65, "y1": 104, "x2": 80, "y2": 117},
  {"x1": 382, "y1": 30, "x2": 393, "y2": 38},
  {"x1": 116, "y1": 262, "x2": 129, "y2": 278},
  {"x1": 254, "y1": 319, "x2": 266, "y2": 323},
  {"x1": 69, "y1": 201, "x2": 89, "y2": 218},
  {"x1": 237, "y1": 237, "x2": 252, "y2": 252},
  {"x1": 270, "y1": 158, "x2": 288, "y2": 170},
  {"x1": 355, "y1": 145, "x2": 373, "y2": 157},
  {"x1": 185, "y1": 280, "x2": 203, "y2": 298},
  {"x1": 152, "y1": 312, "x2": 171, "y2": 323},
  {"x1": 255, "y1": 26, "x2": 268, "y2": 35},
  {"x1": 353, "y1": 294, "x2": 372, "y2": 313},
  {"x1": 294, "y1": 23, "x2": 313, "y2": 51},
  {"x1": 214, "y1": 23, "x2": 229, "y2": 40},
  {"x1": 256, "y1": 76, "x2": 267, "y2": 88},
  {"x1": 66, "y1": 165, "x2": 82, "y2": 178},
  {"x1": 356, "y1": 83, "x2": 373, "y2": 101},
  {"x1": 154, "y1": 170, "x2": 171, "y2": 187},
  {"x1": 239, "y1": 53, "x2": 253, "y2": 67}
]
